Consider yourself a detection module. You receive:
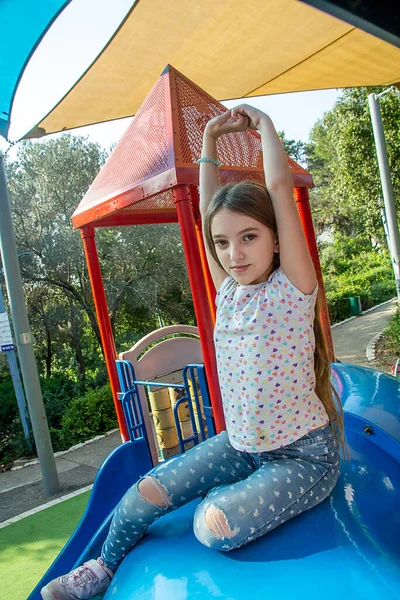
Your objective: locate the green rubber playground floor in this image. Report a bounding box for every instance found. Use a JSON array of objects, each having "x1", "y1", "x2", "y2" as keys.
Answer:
[{"x1": 0, "y1": 491, "x2": 90, "y2": 600}]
